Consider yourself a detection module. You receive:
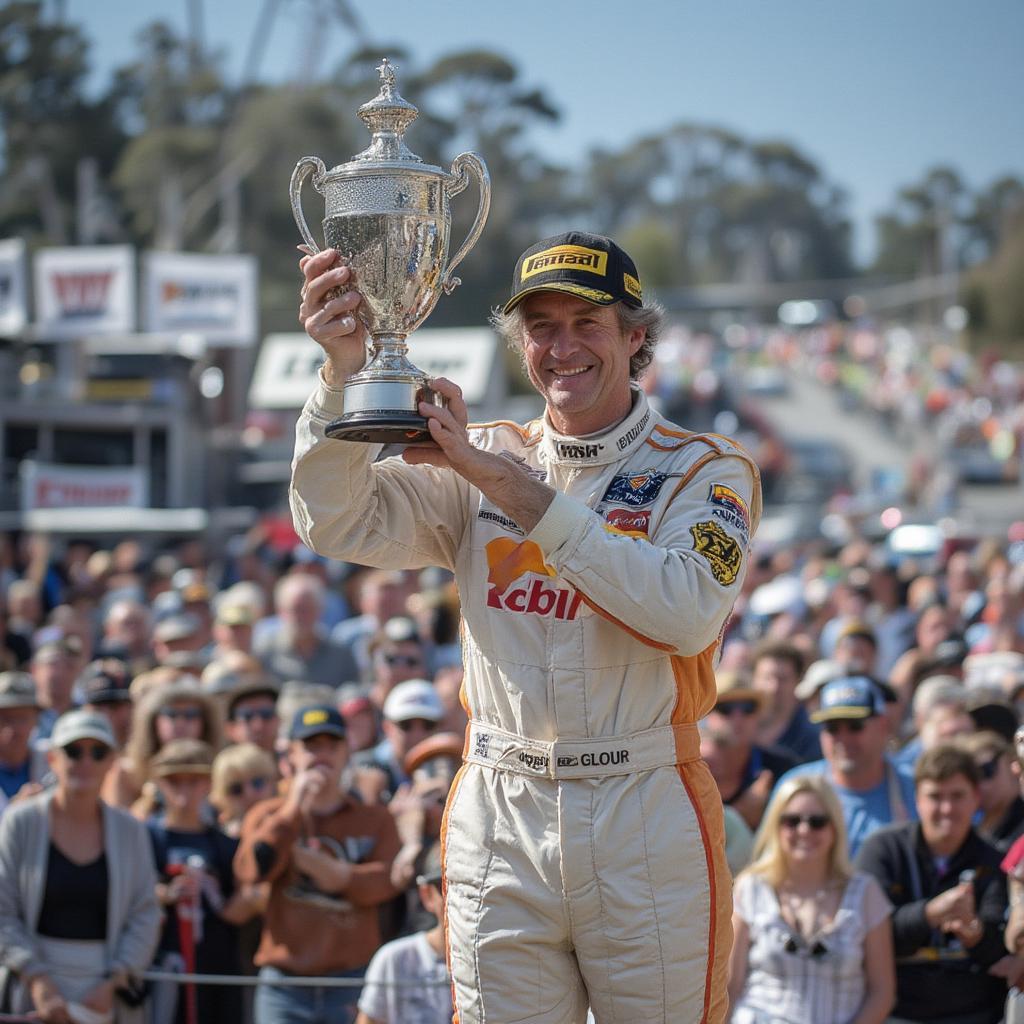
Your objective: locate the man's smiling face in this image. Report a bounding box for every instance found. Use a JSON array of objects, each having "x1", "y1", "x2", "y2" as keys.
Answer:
[{"x1": 520, "y1": 292, "x2": 644, "y2": 436}]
